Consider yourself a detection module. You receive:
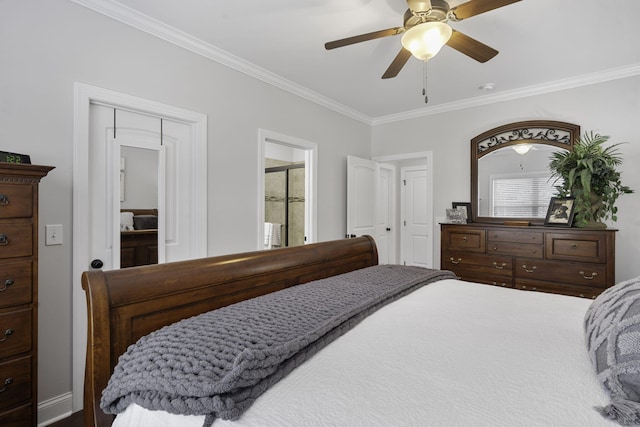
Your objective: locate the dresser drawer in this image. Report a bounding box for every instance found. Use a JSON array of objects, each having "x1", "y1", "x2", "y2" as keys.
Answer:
[
  {"x1": 0, "y1": 356, "x2": 31, "y2": 412},
  {"x1": 545, "y1": 232, "x2": 608, "y2": 263},
  {"x1": 0, "y1": 224, "x2": 32, "y2": 259},
  {"x1": 442, "y1": 252, "x2": 512, "y2": 278},
  {"x1": 0, "y1": 308, "x2": 31, "y2": 359},
  {"x1": 515, "y1": 258, "x2": 607, "y2": 287},
  {"x1": 487, "y1": 229, "x2": 543, "y2": 244},
  {"x1": 488, "y1": 241, "x2": 543, "y2": 259},
  {"x1": 515, "y1": 279, "x2": 602, "y2": 299},
  {"x1": 442, "y1": 228, "x2": 485, "y2": 252},
  {"x1": 0, "y1": 185, "x2": 32, "y2": 220},
  {"x1": 0, "y1": 261, "x2": 32, "y2": 308},
  {"x1": 0, "y1": 403, "x2": 32, "y2": 427},
  {"x1": 459, "y1": 273, "x2": 513, "y2": 289}
]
